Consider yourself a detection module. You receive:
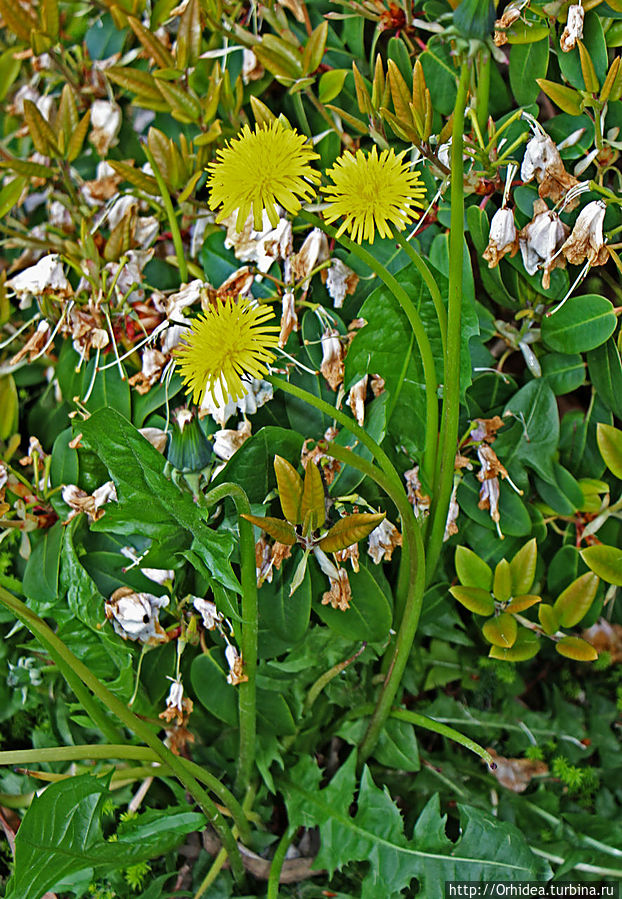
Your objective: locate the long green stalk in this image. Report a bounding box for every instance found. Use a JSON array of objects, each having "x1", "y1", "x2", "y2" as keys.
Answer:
[
  {"x1": 142, "y1": 142, "x2": 188, "y2": 283},
  {"x1": 202, "y1": 482, "x2": 257, "y2": 798},
  {"x1": 0, "y1": 585, "x2": 245, "y2": 882},
  {"x1": 392, "y1": 228, "x2": 447, "y2": 362},
  {"x1": 425, "y1": 62, "x2": 471, "y2": 580},
  {"x1": 321, "y1": 443, "x2": 425, "y2": 765},
  {"x1": 298, "y1": 211, "x2": 439, "y2": 490},
  {"x1": 267, "y1": 374, "x2": 404, "y2": 499},
  {"x1": 0, "y1": 743, "x2": 250, "y2": 841}
]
